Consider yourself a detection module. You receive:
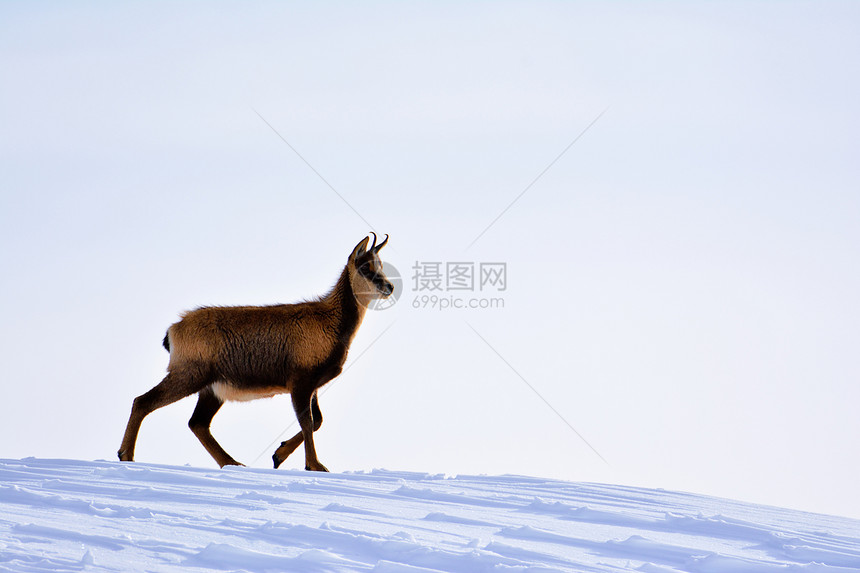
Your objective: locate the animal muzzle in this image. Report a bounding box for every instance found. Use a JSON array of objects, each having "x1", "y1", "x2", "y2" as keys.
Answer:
[{"x1": 378, "y1": 280, "x2": 394, "y2": 297}]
